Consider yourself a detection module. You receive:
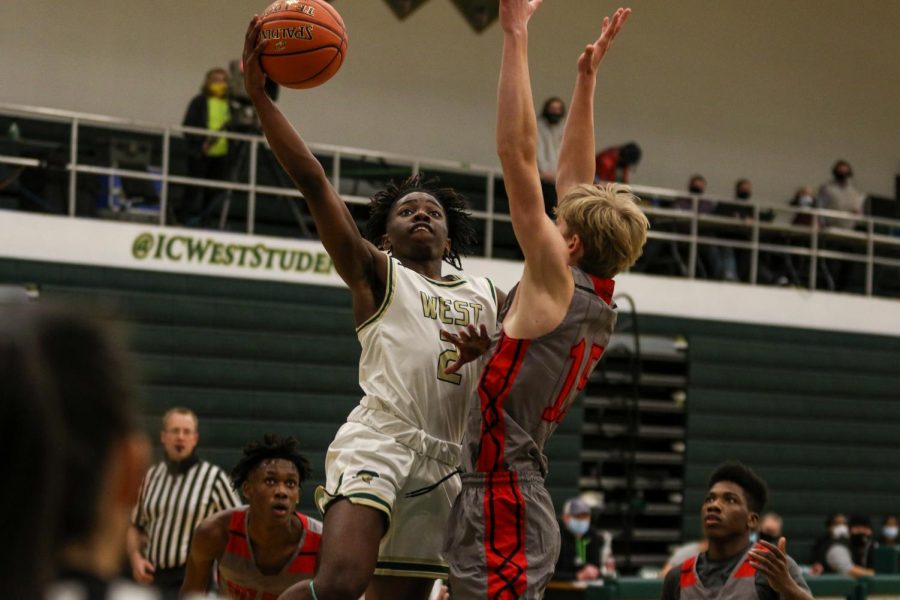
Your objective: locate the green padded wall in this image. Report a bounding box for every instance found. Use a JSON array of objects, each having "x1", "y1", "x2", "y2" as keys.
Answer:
[{"x1": 637, "y1": 315, "x2": 900, "y2": 565}]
